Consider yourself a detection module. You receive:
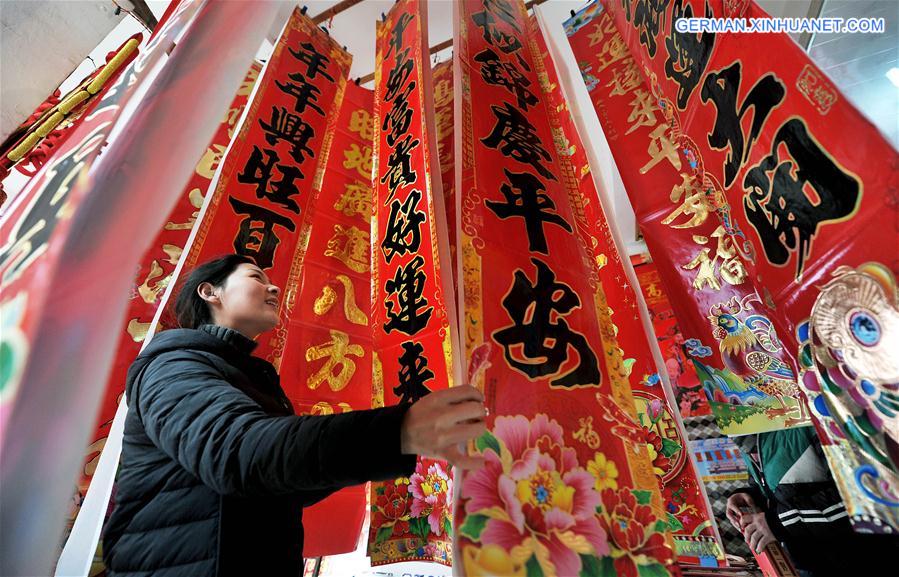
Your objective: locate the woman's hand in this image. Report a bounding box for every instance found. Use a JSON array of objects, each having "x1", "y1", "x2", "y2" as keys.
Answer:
[
  {"x1": 726, "y1": 492, "x2": 756, "y2": 530},
  {"x1": 400, "y1": 385, "x2": 487, "y2": 471}
]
